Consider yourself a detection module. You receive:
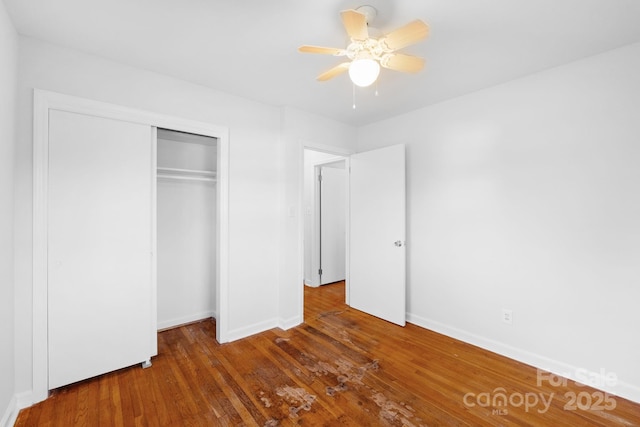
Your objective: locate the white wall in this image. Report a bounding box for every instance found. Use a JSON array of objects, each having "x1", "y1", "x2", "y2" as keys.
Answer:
[
  {"x1": 277, "y1": 107, "x2": 356, "y2": 328},
  {"x1": 14, "y1": 36, "x2": 282, "y2": 401},
  {"x1": 157, "y1": 180, "x2": 216, "y2": 329},
  {"x1": 0, "y1": 2, "x2": 17, "y2": 425},
  {"x1": 357, "y1": 42, "x2": 640, "y2": 402}
]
